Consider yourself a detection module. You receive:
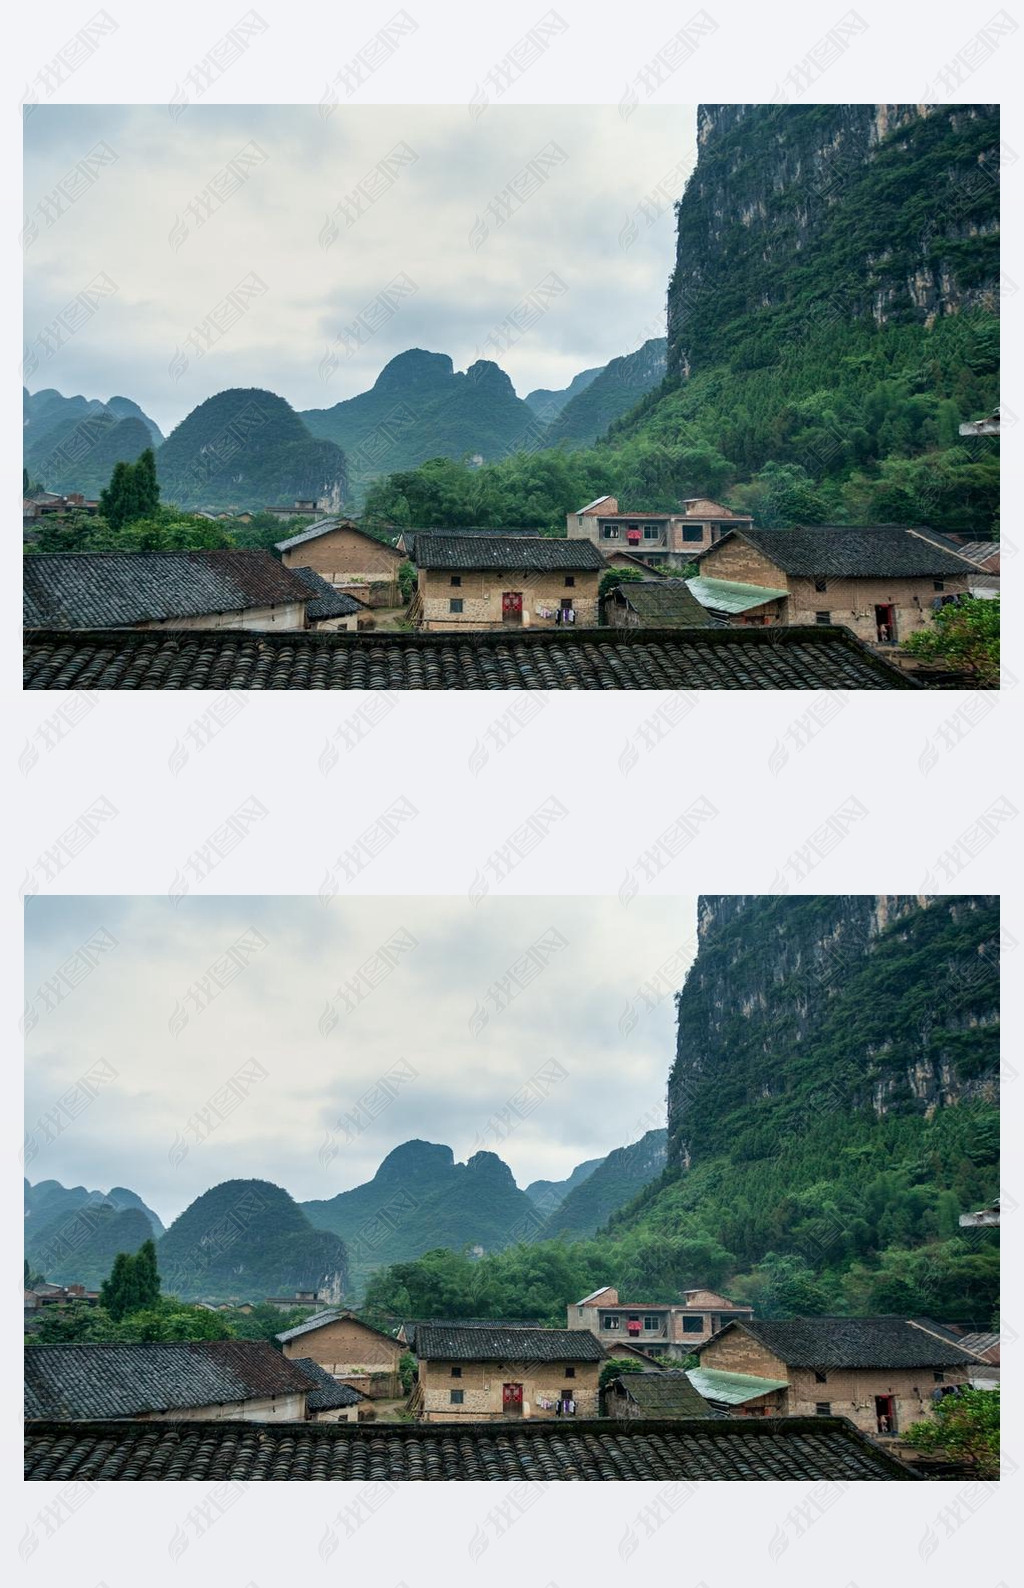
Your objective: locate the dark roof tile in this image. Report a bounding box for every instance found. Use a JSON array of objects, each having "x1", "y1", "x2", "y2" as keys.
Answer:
[
  {"x1": 289, "y1": 567, "x2": 365, "y2": 620},
  {"x1": 290, "y1": 1359, "x2": 368, "y2": 1411},
  {"x1": 610, "y1": 1371, "x2": 716, "y2": 1416},
  {"x1": 24, "y1": 551, "x2": 313, "y2": 629},
  {"x1": 711, "y1": 1318, "x2": 982, "y2": 1370},
  {"x1": 611, "y1": 579, "x2": 720, "y2": 627},
  {"x1": 414, "y1": 535, "x2": 605, "y2": 571},
  {"x1": 24, "y1": 1341, "x2": 313, "y2": 1420},
  {"x1": 414, "y1": 1326, "x2": 604, "y2": 1362},
  {"x1": 702, "y1": 526, "x2": 978, "y2": 579}
]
